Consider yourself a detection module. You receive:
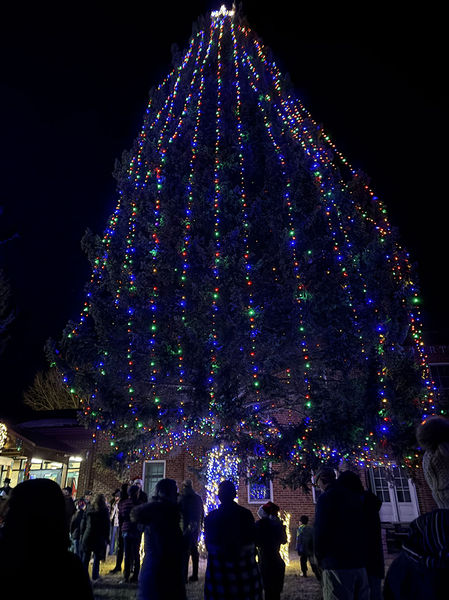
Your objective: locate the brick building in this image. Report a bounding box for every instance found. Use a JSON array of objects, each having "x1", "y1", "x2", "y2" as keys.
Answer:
[
  {"x1": 0, "y1": 410, "x2": 438, "y2": 551},
  {"x1": 1, "y1": 343, "x2": 445, "y2": 546}
]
